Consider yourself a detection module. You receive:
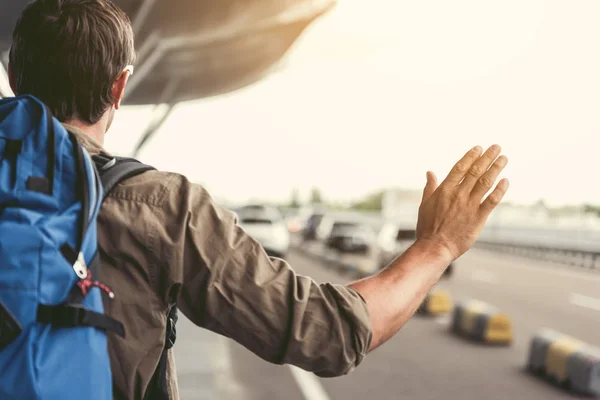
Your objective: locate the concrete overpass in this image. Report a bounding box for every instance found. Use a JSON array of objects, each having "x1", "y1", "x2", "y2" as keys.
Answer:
[{"x1": 0, "y1": 0, "x2": 335, "y2": 154}]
